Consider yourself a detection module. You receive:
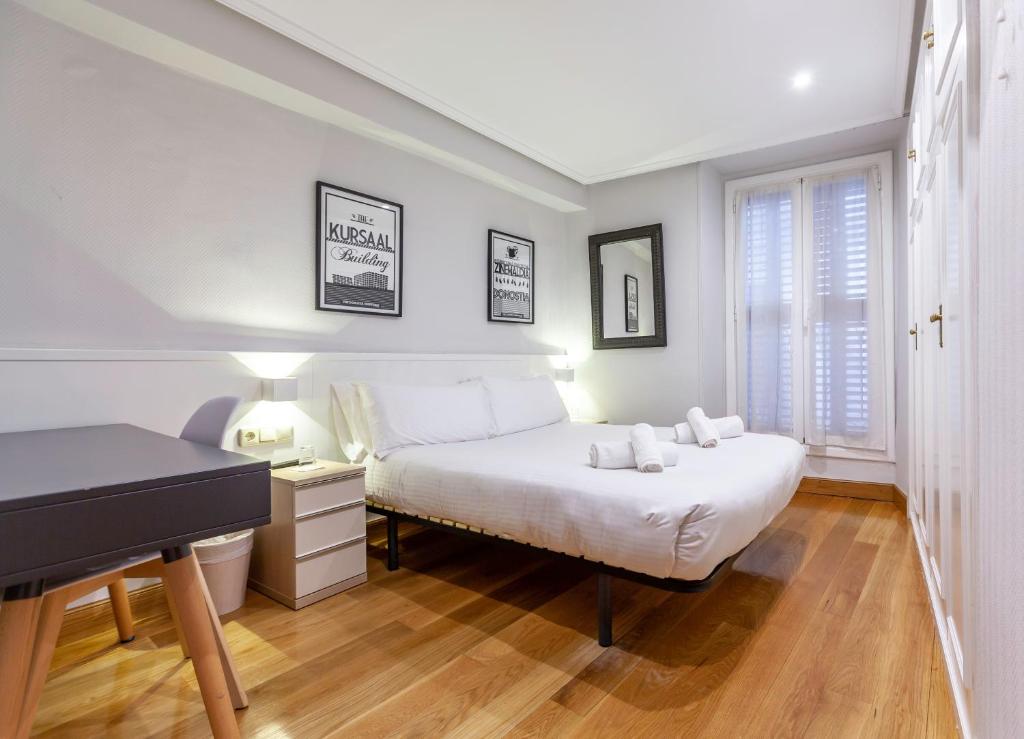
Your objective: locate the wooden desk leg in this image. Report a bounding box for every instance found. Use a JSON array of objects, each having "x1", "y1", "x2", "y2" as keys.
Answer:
[
  {"x1": 16, "y1": 590, "x2": 69, "y2": 739},
  {"x1": 107, "y1": 578, "x2": 136, "y2": 643},
  {"x1": 0, "y1": 582, "x2": 43, "y2": 739},
  {"x1": 192, "y1": 556, "x2": 248, "y2": 709},
  {"x1": 161, "y1": 546, "x2": 239, "y2": 739}
]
